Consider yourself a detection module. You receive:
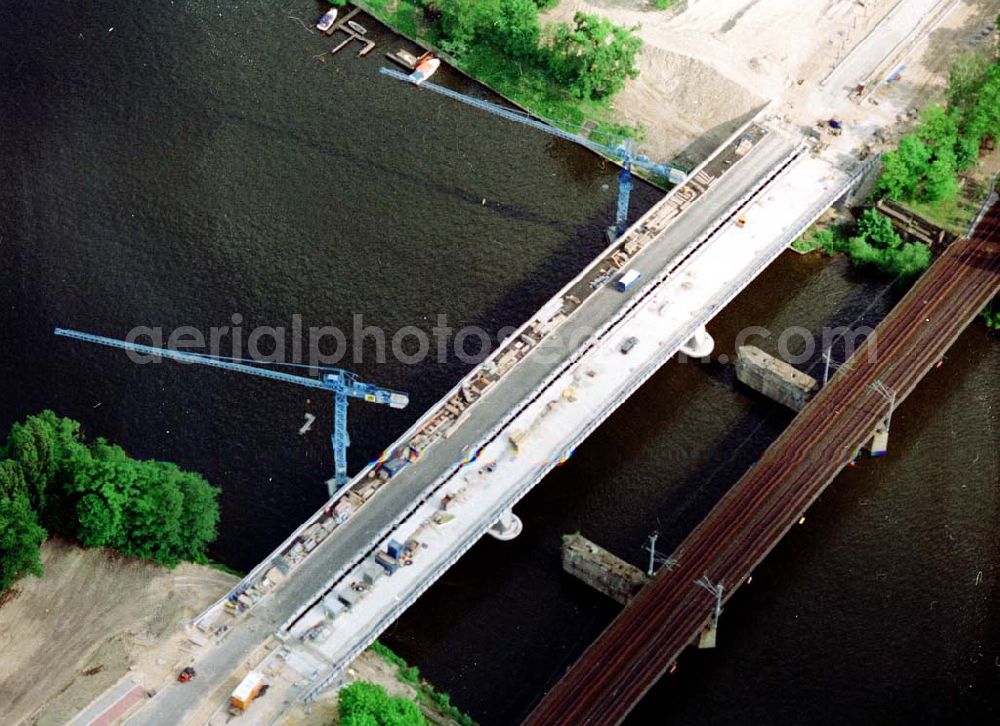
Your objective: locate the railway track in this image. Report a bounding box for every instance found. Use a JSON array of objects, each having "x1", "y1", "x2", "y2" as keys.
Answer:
[{"x1": 523, "y1": 204, "x2": 1000, "y2": 725}]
